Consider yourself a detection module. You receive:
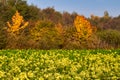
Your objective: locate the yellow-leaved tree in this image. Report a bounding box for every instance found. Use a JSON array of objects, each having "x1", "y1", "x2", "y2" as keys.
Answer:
[
  {"x1": 7, "y1": 11, "x2": 28, "y2": 34},
  {"x1": 74, "y1": 15, "x2": 93, "y2": 40},
  {"x1": 6, "y1": 11, "x2": 28, "y2": 49}
]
